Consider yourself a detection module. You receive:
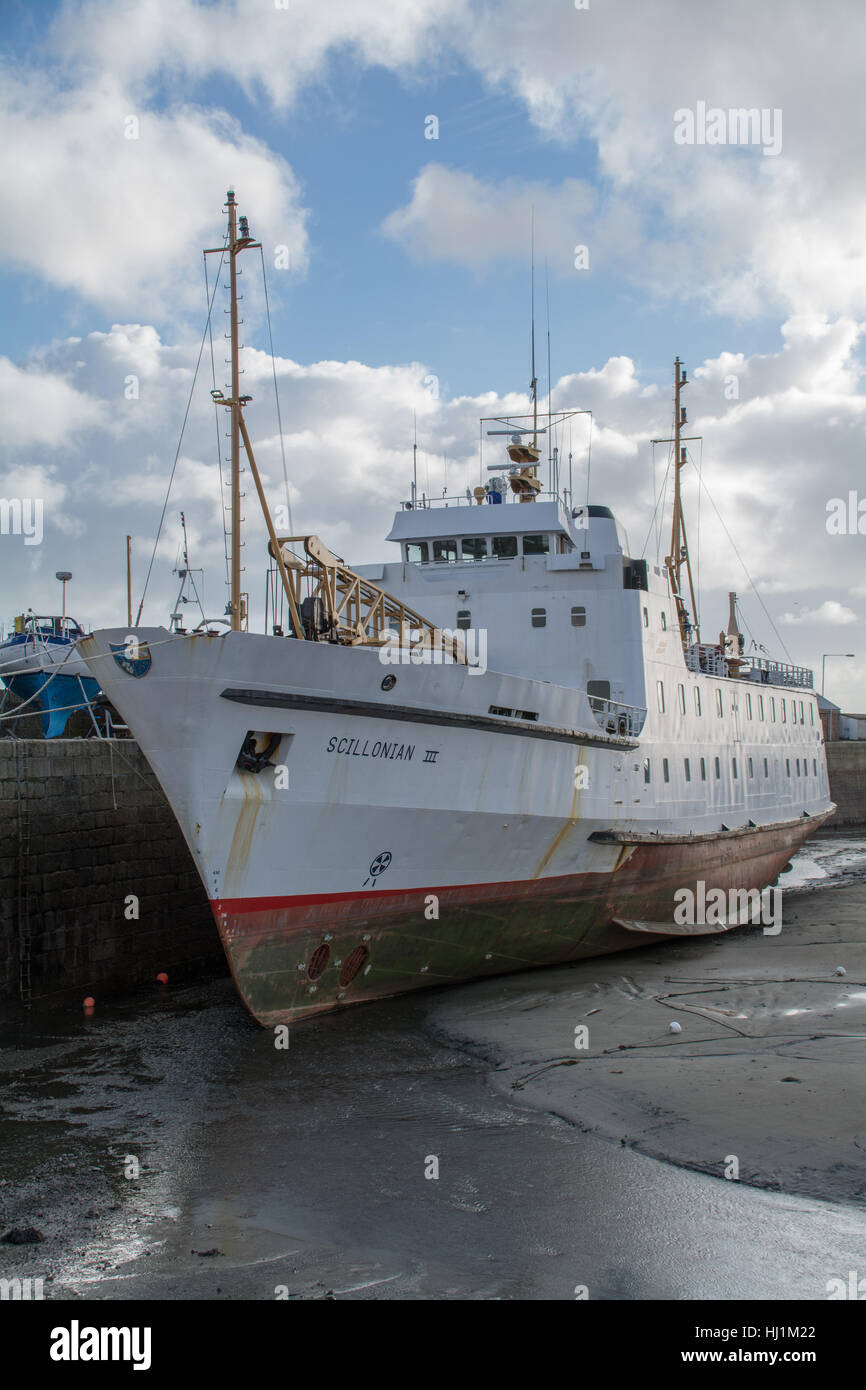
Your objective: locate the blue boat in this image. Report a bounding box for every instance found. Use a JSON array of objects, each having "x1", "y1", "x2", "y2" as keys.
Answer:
[{"x1": 0, "y1": 614, "x2": 102, "y2": 738}]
